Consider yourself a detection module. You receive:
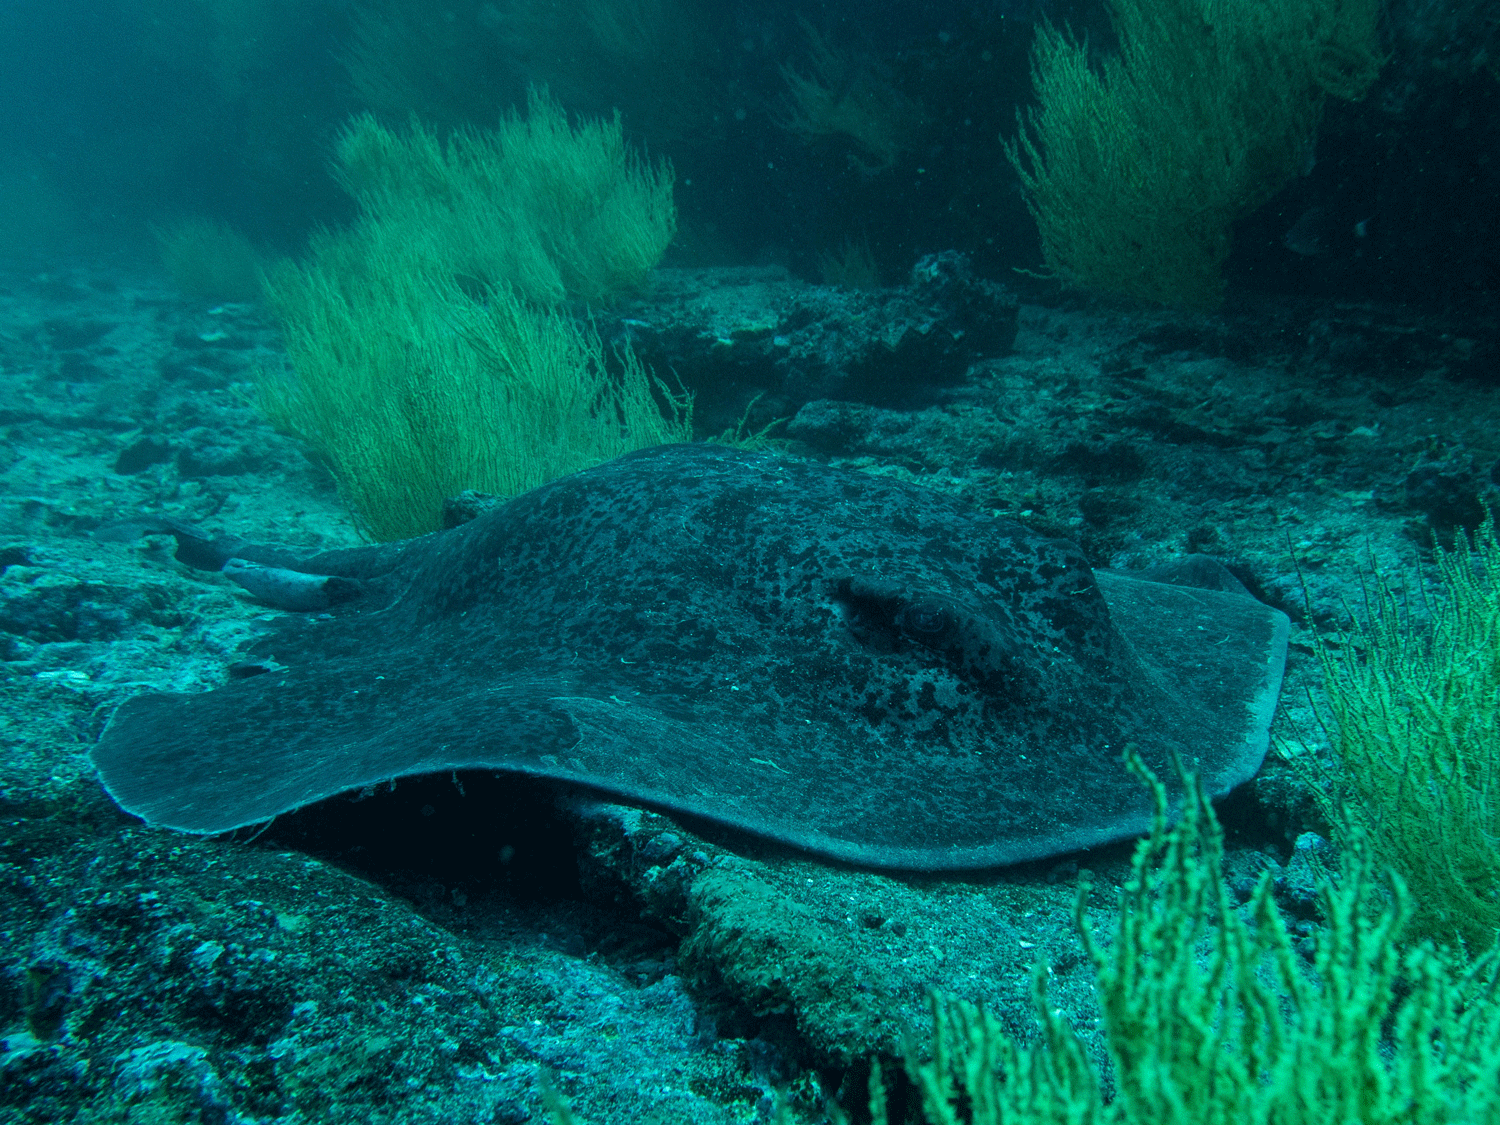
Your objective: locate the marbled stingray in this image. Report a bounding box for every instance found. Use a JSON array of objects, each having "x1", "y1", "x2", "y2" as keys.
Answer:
[{"x1": 91, "y1": 444, "x2": 1289, "y2": 869}]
